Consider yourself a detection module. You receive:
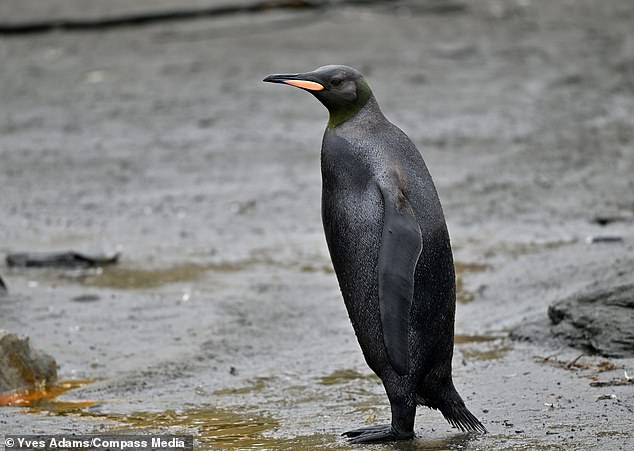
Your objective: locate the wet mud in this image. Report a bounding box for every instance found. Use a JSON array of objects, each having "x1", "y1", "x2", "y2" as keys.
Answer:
[{"x1": 1, "y1": 0, "x2": 634, "y2": 449}]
